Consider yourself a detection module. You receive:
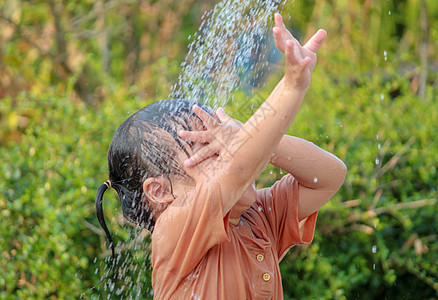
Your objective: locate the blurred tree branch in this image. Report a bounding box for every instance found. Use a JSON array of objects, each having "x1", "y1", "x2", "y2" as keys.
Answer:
[
  {"x1": 373, "y1": 137, "x2": 415, "y2": 179},
  {"x1": 418, "y1": 0, "x2": 429, "y2": 98}
]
